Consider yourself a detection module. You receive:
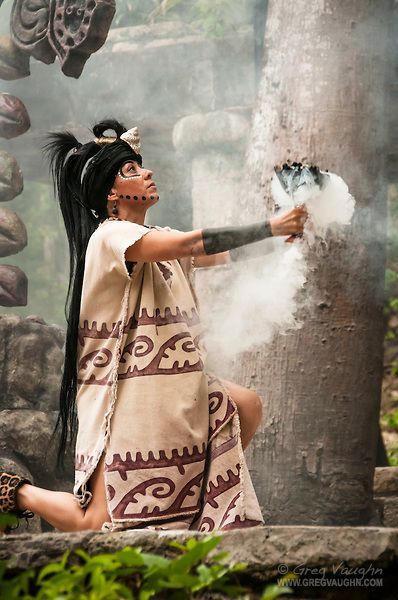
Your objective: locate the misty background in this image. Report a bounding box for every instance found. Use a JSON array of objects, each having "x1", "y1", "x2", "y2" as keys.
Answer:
[
  {"x1": 0, "y1": 0, "x2": 265, "y2": 326},
  {"x1": 1, "y1": 0, "x2": 397, "y2": 529}
]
